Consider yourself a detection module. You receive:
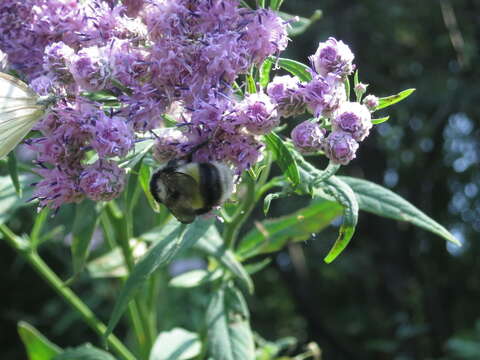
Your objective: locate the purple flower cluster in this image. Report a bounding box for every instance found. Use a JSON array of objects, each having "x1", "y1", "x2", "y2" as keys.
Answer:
[
  {"x1": 0, "y1": 0, "x2": 377, "y2": 209},
  {"x1": 282, "y1": 38, "x2": 376, "y2": 165}
]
